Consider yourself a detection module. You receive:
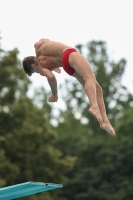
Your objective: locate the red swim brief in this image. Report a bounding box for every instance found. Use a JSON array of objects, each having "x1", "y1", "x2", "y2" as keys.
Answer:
[{"x1": 62, "y1": 48, "x2": 77, "y2": 75}]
